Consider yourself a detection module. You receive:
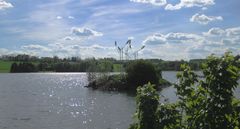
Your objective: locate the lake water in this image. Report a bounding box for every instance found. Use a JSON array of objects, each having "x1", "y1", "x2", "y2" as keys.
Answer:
[{"x1": 0, "y1": 72, "x2": 239, "y2": 129}]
